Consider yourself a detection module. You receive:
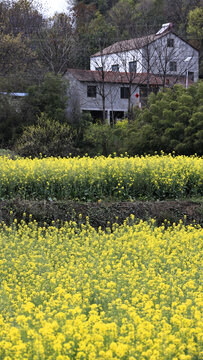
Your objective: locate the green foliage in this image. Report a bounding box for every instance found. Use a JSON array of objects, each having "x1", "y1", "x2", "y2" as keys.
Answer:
[
  {"x1": 187, "y1": 6, "x2": 203, "y2": 39},
  {"x1": 87, "y1": 11, "x2": 116, "y2": 52},
  {"x1": 108, "y1": 0, "x2": 136, "y2": 39},
  {"x1": 124, "y1": 82, "x2": 203, "y2": 156},
  {"x1": 79, "y1": 82, "x2": 203, "y2": 157},
  {"x1": 75, "y1": 1, "x2": 119, "y2": 14},
  {"x1": 36, "y1": 13, "x2": 74, "y2": 75},
  {"x1": 22, "y1": 73, "x2": 68, "y2": 123},
  {"x1": 0, "y1": 94, "x2": 21, "y2": 146},
  {"x1": 83, "y1": 123, "x2": 116, "y2": 155},
  {"x1": 0, "y1": 148, "x2": 19, "y2": 159},
  {"x1": 14, "y1": 113, "x2": 76, "y2": 158},
  {"x1": 0, "y1": 0, "x2": 44, "y2": 90}
]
